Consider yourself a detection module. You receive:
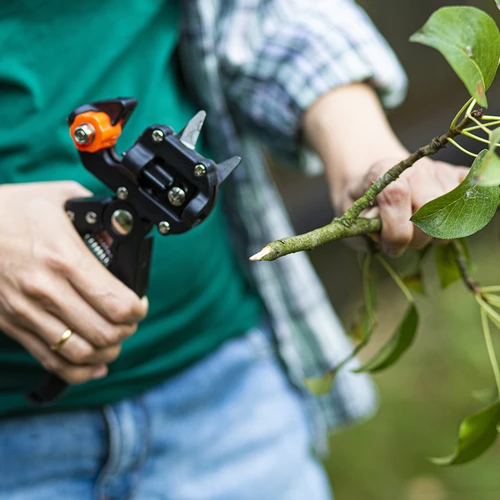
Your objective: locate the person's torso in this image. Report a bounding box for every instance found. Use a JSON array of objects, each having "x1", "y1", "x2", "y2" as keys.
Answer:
[{"x1": 0, "y1": 0, "x2": 262, "y2": 415}]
